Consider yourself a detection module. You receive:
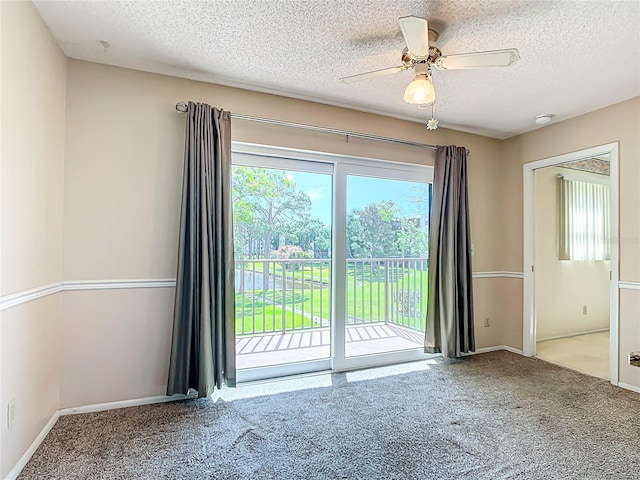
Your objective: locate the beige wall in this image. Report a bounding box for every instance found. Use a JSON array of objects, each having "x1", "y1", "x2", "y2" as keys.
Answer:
[
  {"x1": 63, "y1": 60, "x2": 505, "y2": 280},
  {"x1": 3, "y1": 5, "x2": 638, "y2": 474},
  {"x1": 0, "y1": 1, "x2": 67, "y2": 477},
  {"x1": 60, "y1": 288, "x2": 175, "y2": 408},
  {"x1": 501, "y1": 97, "x2": 640, "y2": 388},
  {"x1": 535, "y1": 166, "x2": 610, "y2": 340},
  {"x1": 60, "y1": 60, "x2": 507, "y2": 408}
]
